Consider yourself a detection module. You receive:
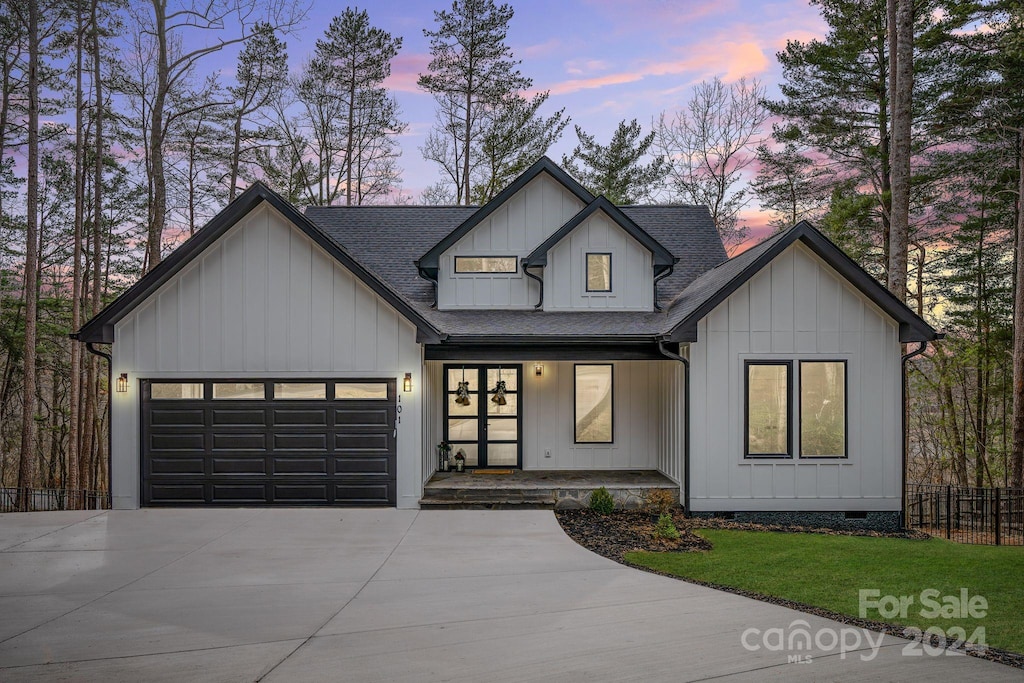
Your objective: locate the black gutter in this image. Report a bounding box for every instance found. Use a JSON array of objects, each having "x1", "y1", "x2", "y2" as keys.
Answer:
[
  {"x1": 522, "y1": 259, "x2": 544, "y2": 309},
  {"x1": 653, "y1": 264, "x2": 674, "y2": 312},
  {"x1": 658, "y1": 340, "x2": 690, "y2": 516},
  {"x1": 80, "y1": 337, "x2": 113, "y2": 504},
  {"x1": 901, "y1": 336, "x2": 939, "y2": 527}
]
